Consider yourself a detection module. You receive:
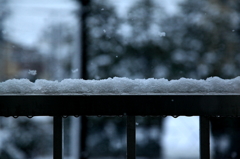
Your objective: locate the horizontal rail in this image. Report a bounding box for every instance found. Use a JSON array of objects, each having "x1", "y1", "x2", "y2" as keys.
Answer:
[
  {"x1": 0, "y1": 95, "x2": 240, "y2": 116},
  {"x1": 1, "y1": 95, "x2": 238, "y2": 158}
]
